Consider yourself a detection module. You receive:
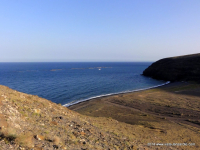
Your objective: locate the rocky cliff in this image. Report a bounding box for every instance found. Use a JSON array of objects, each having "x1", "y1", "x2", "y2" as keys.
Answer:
[{"x1": 143, "y1": 53, "x2": 200, "y2": 82}]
